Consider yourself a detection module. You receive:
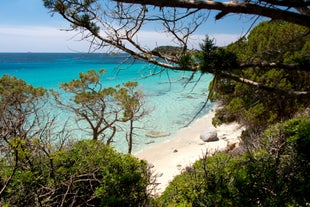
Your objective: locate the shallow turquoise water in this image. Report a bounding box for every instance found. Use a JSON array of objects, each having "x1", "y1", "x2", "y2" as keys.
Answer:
[{"x1": 0, "y1": 53, "x2": 213, "y2": 152}]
